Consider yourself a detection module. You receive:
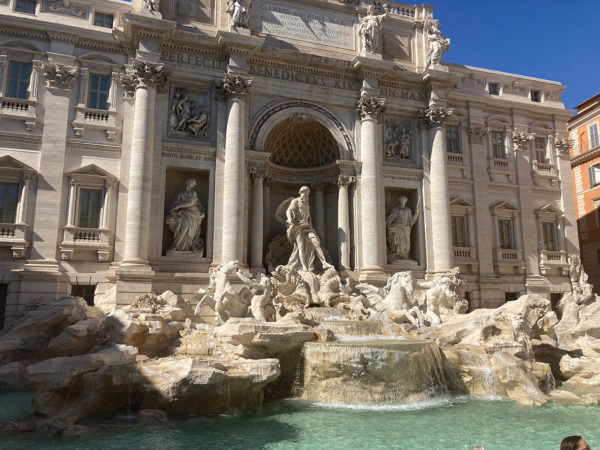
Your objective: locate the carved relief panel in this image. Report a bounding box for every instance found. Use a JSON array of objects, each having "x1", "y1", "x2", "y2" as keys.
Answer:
[
  {"x1": 168, "y1": 87, "x2": 211, "y2": 139},
  {"x1": 384, "y1": 118, "x2": 414, "y2": 162}
]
